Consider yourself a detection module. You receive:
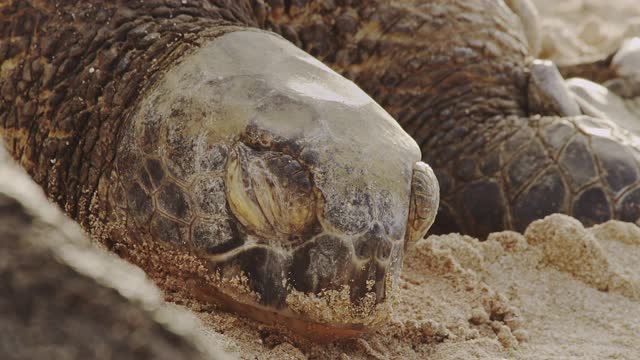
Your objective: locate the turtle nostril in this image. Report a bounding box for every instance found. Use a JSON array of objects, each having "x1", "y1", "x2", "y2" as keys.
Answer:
[
  {"x1": 355, "y1": 223, "x2": 392, "y2": 260},
  {"x1": 376, "y1": 240, "x2": 392, "y2": 260},
  {"x1": 369, "y1": 223, "x2": 385, "y2": 241},
  {"x1": 355, "y1": 238, "x2": 374, "y2": 259}
]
